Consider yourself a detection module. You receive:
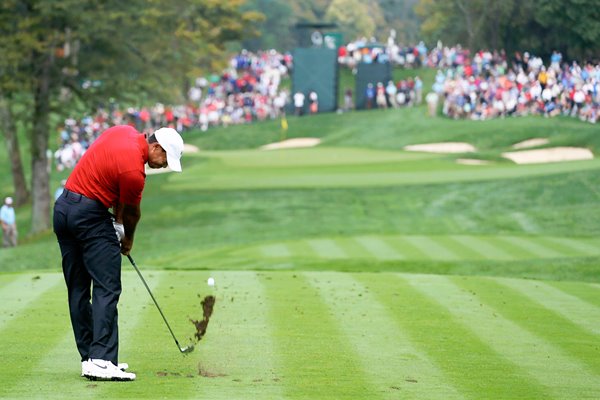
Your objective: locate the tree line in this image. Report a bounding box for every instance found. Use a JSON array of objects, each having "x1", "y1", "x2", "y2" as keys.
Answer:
[{"x1": 243, "y1": 0, "x2": 598, "y2": 62}]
